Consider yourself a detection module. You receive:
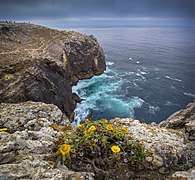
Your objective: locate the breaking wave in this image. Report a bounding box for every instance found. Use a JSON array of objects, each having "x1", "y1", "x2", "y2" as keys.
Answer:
[{"x1": 73, "y1": 67, "x2": 144, "y2": 125}]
